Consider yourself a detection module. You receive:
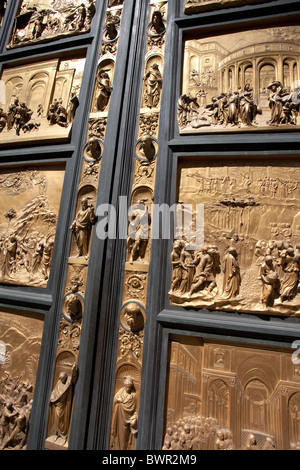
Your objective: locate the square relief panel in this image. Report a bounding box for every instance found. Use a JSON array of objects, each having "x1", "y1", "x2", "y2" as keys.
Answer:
[
  {"x1": 0, "y1": 56, "x2": 85, "y2": 145},
  {"x1": 0, "y1": 164, "x2": 65, "y2": 288},
  {"x1": 8, "y1": 0, "x2": 96, "y2": 48},
  {"x1": 169, "y1": 157, "x2": 300, "y2": 316},
  {"x1": 179, "y1": 25, "x2": 300, "y2": 133},
  {"x1": 163, "y1": 335, "x2": 300, "y2": 450}
]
